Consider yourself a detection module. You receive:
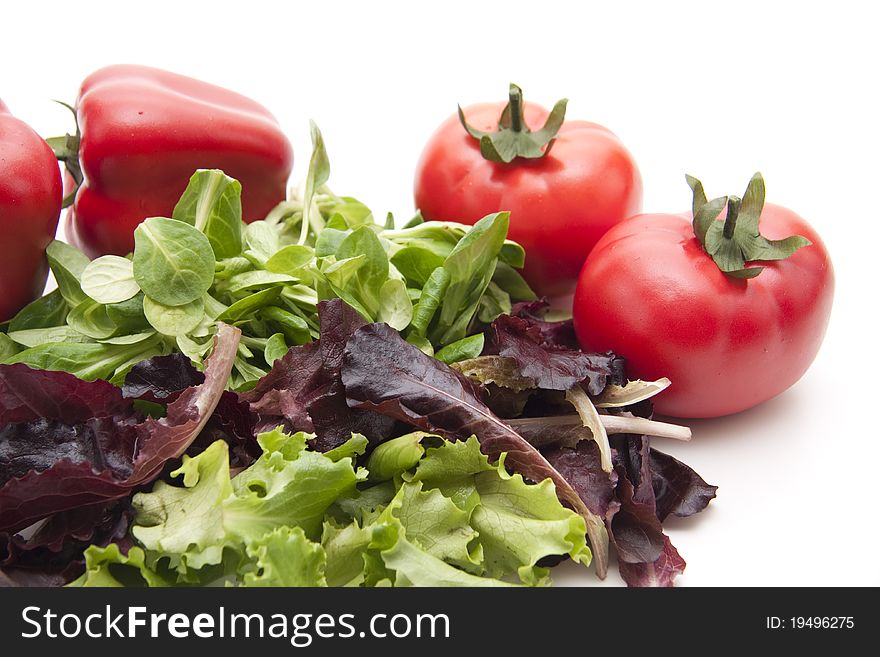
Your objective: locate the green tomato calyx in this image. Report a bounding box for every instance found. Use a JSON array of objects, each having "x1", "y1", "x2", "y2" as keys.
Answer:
[
  {"x1": 686, "y1": 172, "x2": 812, "y2": 279},
  {"x1": 458, "y1": 83, "x2": 567, "y2": 164}
]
